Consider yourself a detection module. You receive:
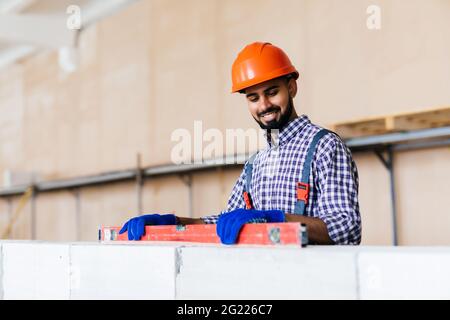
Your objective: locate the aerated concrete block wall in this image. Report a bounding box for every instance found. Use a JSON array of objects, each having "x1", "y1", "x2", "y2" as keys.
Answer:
[{"x1": 1, "y1": 242, "x2": 450, "y2": 299}]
